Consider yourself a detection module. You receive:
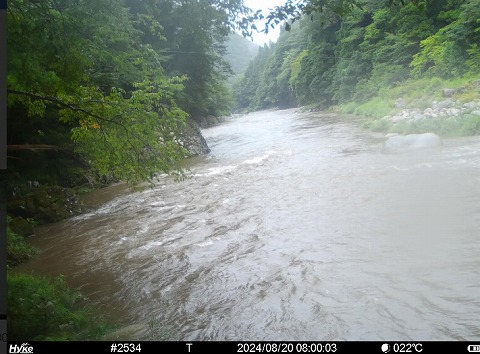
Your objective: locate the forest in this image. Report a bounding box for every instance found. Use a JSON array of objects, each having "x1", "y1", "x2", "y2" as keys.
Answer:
[
  {"x1": 7, "y1": 0, "x2": 480, "y2": 191},
  {"x1": 6, "y1": 0, "x2": 255, "y2": 186},
  {"x1": 234, "y1": 0, "x2": 480, "y2": 135},
  {"x1": 5, "y1": 0, "x2": 480, "y2": 341}
]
